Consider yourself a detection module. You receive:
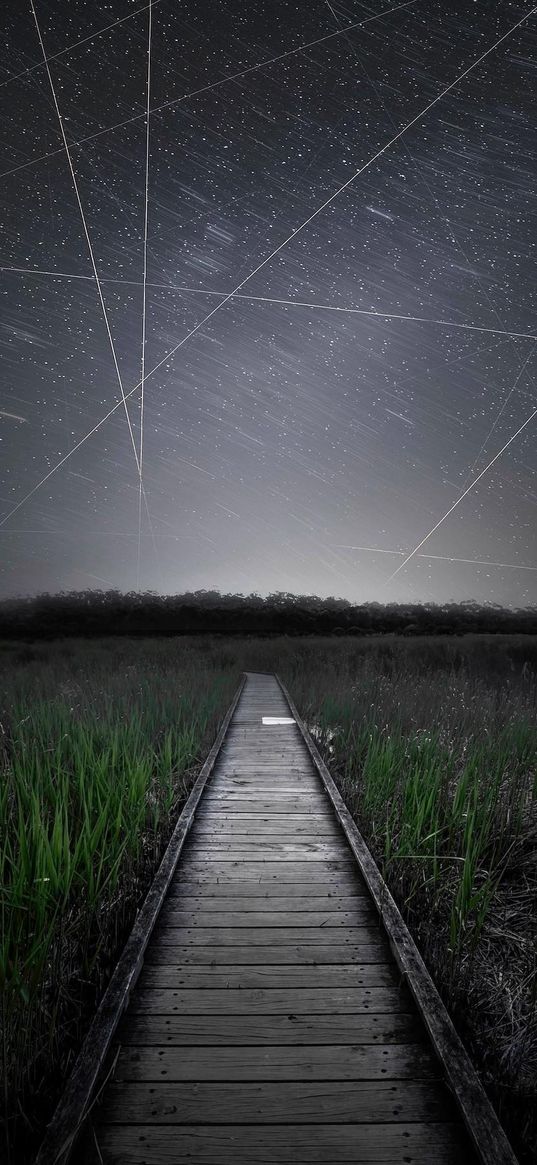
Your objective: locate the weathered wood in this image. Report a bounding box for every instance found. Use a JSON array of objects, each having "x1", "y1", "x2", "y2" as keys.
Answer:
[
  {"x1": 205, "y1": 782, "x2": 319, "y2": 793},
  {"x1": 99, "y1": 1078, "x2": 450, "y2": 1123},
  {"x1": 151, "y1": 924, "x2": 384, "y2": 946},
  {"x1": 34, "y1": 678, "x2": 246, "y2": 1165},
  {"x1": 115, "y1": 1043, "x2": 438, "y2": 1082},
  {"x1": 279, "y1": 675, "x2": 517, "y2": 1165},
  {"x1": 200, "y1": 793, "x2": 328, "y2": 804},
  {"x1": 186, "y1": 836, "x2": 348, "y2": 848},
  {"x1": 158, "y1": 907, "x2": 375, "y2": 927},
  {"x1": 182, "y1": 843, "x2": 351, "y2": 860},
  {"x1": 194, "y1": 815, "x2": 333, "y2": 824},
  {"x1": 162, "y1": 893, "x2": 368, "y2": 910},
  {"x1": 175, "y1": 859, "x2": 359, "y2": 880},
  {"x1": 165, "y1": 881, "x2": 362, "y2": 898},
  {"x1": 201, "y1": 786, "x2": 320, "y2": 797},
  {"x1": 118, "y1": 1012, "x2": 419, "y2": 1045},
  {"x1": 81, "y1": 1122, "x2": 471, "y2": 1163},
  {"x1": 144, "y1": 942, "x2": 389, "y2": 965},
  {"x1": 138, "y1": 963, "x2": 399, "y2": 989},
  {"x1": 81, "y1": 1123, "x2": 470, "y2": 1163},
  {"x1": 129, "y1": 986, "x2": 409, "y2": 1015},
  {"x1": 199, "y1": 798, "x2": 328, "y2": 812},
  {"x1": 191, "y1": 820, "x2": 341, "y2": 835}
]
